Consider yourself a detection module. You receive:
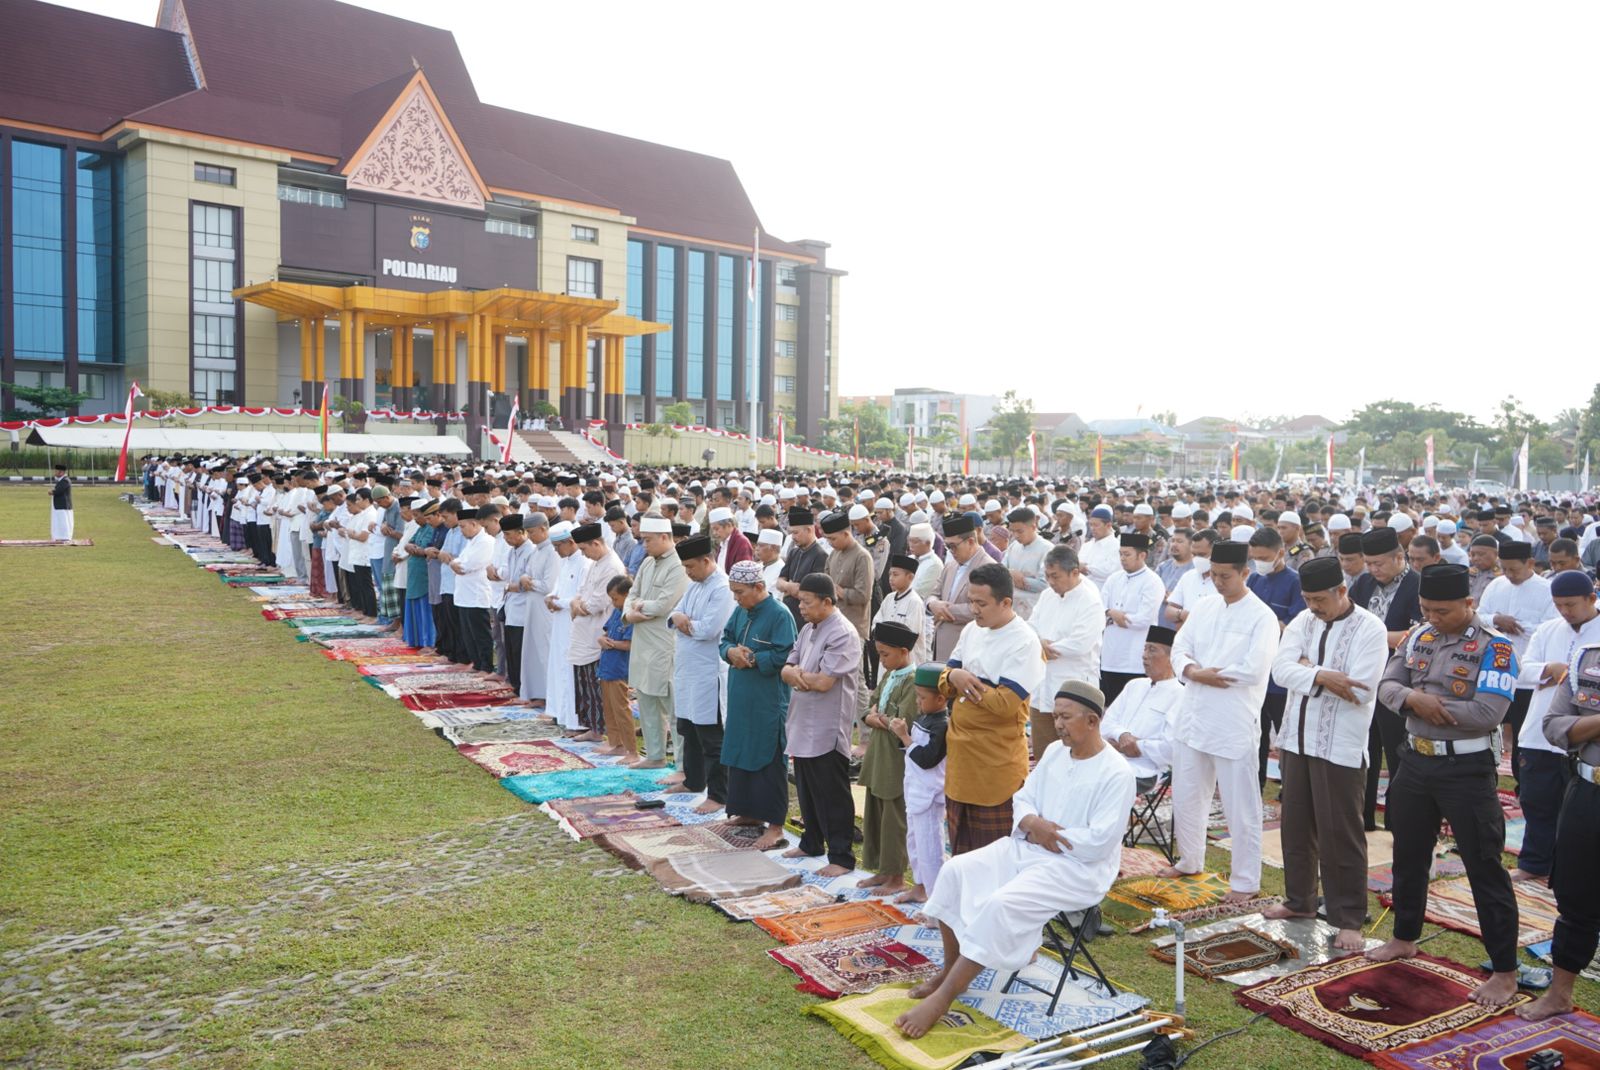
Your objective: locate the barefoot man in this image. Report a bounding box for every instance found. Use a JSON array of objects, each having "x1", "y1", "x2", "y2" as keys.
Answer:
[
  {"x1": 1368, "y1": 563, "x2": 1522, "y2": 1006},
  {"x1": 1264, "y1": 556, "x2": 1390, "y2": 950},
  {"x1": 780, "y1": 574, "x2": 862, "y2": 877},
  {"x1": 895, "y1": 680, "x2": 1135, "y2": 1039},
  {"x1": 1161, "y1": 540, "x2": 1280, "y2": 904},
  {"x1": 856, "y1": 621, "x2": 921, "y2": 898},
  {"x1": 1518, "y1": 621, "x2": 1600, "y2": 1021},
  {"x1": 667, "y1": 534, "x2": 736, "y2": 814},
  {"x1": 719, "y1": 560, "x2": 798, "y2": 849}
]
